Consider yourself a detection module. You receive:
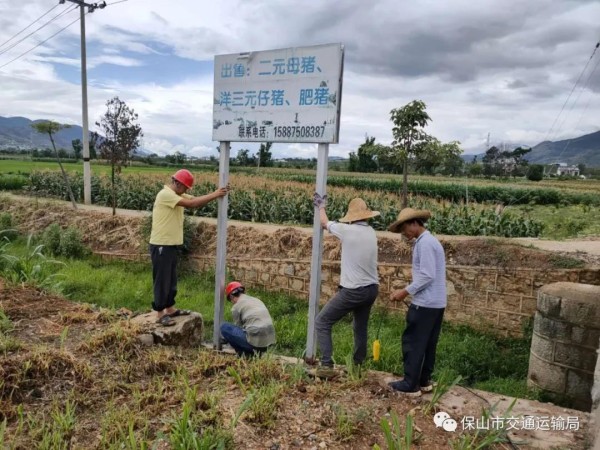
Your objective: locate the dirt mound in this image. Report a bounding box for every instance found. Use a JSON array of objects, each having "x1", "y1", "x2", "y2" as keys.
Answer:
[
  {"x1": 1, "y1": 196, "x2": 592, "y2": 269},
  {"x1": 0, "y1": 199, "x2": 143, "y2": 251}
]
